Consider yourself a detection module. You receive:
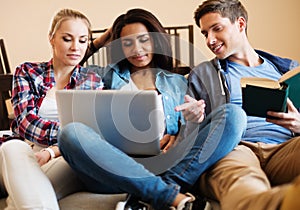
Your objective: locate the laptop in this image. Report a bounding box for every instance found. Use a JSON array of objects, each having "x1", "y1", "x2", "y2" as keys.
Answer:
[{"x1": 56, "y1": 89, "x2": 164, "y2": 156}]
